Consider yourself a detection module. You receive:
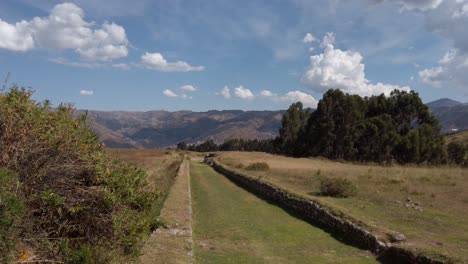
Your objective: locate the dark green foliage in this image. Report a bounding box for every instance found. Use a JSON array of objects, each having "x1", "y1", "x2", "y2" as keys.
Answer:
[
  {"x1": 176, "y1": 141, "x2": 188, "y2": 150},
  {"x1": 277, "y1": 89, "x2": 446, "y2": 164},
  {"x1": 447, "y1": 142, "x2": 466, "y2": 165},
  {"x1": 219, "y1": 138, "x2": 274, "y2": 153},
  {"x1": 277, "y1": 102, "x2": 311, "y2": 156},
  {"x1": 187, "y1": 139, "x2": 219, "y2": 152},
  {"x1": 187, "y1": 138, "x2": 274, "y2": 153},
  {"x1": 245, "y1": 162, "x2": 270, "y2": 171},
  {"x1": 319, "y1": 177, "x2": 357, "y2": 198}
]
